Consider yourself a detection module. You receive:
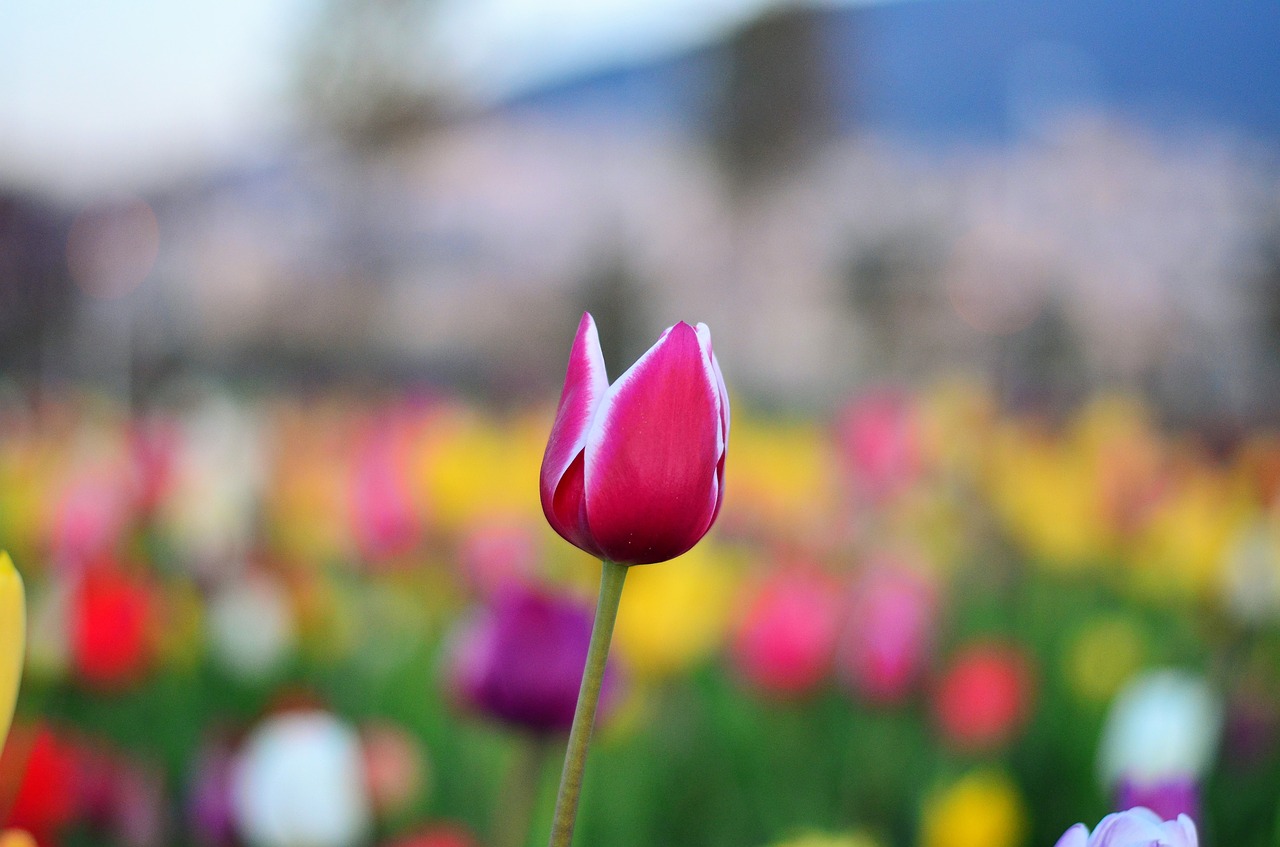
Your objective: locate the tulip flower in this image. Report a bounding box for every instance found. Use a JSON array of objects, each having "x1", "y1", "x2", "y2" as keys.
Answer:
[
  {"x1": 231, "y1": 711, "x2": 371, "y2": 847},
  {"x1": 933, "y1": 640, "x2": 1034, "y2": 752},
  {"x1": 540, "y1": 313, "x2": 728, "y2": 847},
  {"x1": 1053, "y1": 808, "x2": 1197, "y2": 847},
  {"x1": 1114, "y1": 777, "x2": 1198, "y2": 824},
  {"x1": 187, "y1": 743, "x2": 236, "y2": 847},
  {"x1": 731, "y1": 564, "x2": 843, "y2": 698},
  {"x1": 0, "y1": 551, "x2": 24, "y2": 749},
  {"x1": 360, "y1": 722, "x2": 429, "y2": 820},
  {"x1": 836, "y1": 389, "x2": 922, "y2": 503},
  {"x1": 919, "y1": 769, "x2": 1025, "y2": 847},
  {"x1": 837, "y1": 560, "x2": 937, "y2": 705},
  {"x1": 1098, "y1": 671, "x2": 1222, "y2": 792},
  {"x1": 71, "y1": 566, "x2": 153, "y2": 689},
  {"x1": 540, "y1": 313, "x2": 729, "y2": 567},
  {"x1": 5, "y1": 725, "x2": 81, "y2": 842},
  {"x1": 445, "y1": 586, "x2": 617, "y2": 734}
]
